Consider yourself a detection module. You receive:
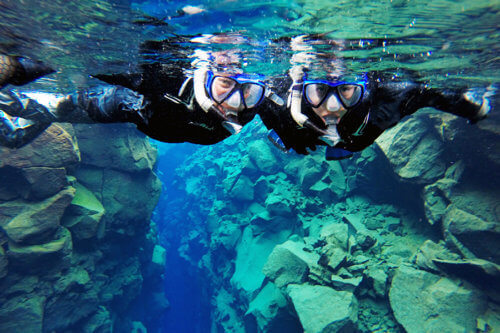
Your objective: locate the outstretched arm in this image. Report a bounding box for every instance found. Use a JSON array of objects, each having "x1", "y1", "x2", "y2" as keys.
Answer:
[
  {"x1": 0, "y1": 55, "x2": 54, "y2": 89},
  {"x1": 376, "y1": 82, "x2": 489, "y2": 123}
]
